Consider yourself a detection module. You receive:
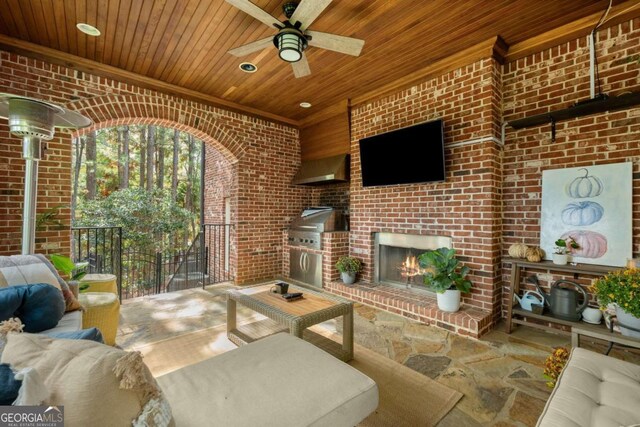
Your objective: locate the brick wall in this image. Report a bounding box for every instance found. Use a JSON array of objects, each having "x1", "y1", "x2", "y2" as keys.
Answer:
[
  {"x1": 0, "y1": 50, "x2": 309, "y2": 284},
  {"x1": 0, "y1": 128, "x2": 72, "y2": 256},
  {"x1": 502, "y1": 19, "x2": 640, "y2": 310},
  {"x1": 203, "y1": 144, "x2": 238, "y2": 280},
  {"x1": 348, "y1": 57, "x2": 504, "y2": 316}
]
